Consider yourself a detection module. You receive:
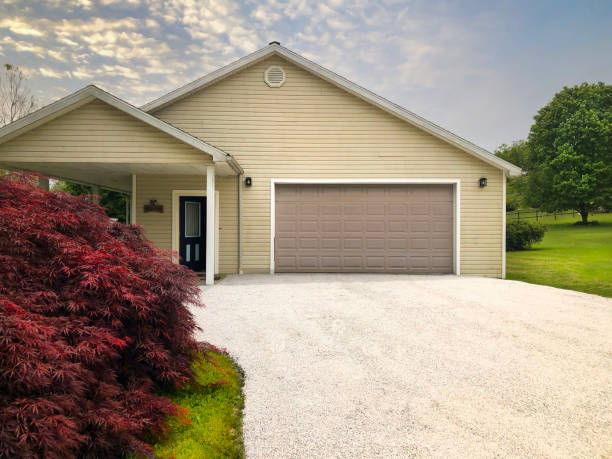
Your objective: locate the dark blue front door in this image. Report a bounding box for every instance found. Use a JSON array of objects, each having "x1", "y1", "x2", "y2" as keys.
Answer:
[{"x1": 179, "y1": 196, "x2": 206, "y2": 271}]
